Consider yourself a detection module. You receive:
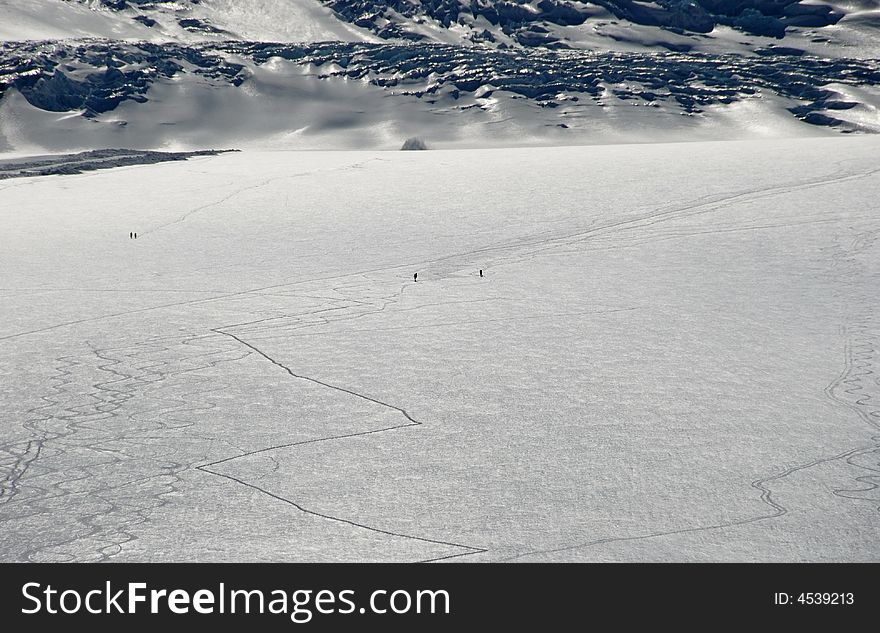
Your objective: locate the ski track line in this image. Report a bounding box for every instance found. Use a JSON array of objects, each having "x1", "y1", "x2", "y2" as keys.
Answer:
[
  {"x1": 198, "y1": 327, "x2": 487, "y2": 563},
  {"x1": 822, "y1": 228, "x2": 880, "y2": 509},
  {"x1": 138, "y1": 157, "x2": 386, "y2": 238},
  {"x1": 499, "y1": 163, "x2": 880, "y2": 264},
  {"x1": 501, "y1": 227, "x2": 880, "y2": 562},
  {"x1": 0, "y1": 334, "x2": 251, "y2": 561},
  {"x1": 824, "y1": 336, "x2": 880, "y2": 509},
  {"x1": 0, "y1": 287, "x2": 418, "y2": 560},
  {"x1": 4, "y1": 160, "x2": 874, "y2": 344},
  {"x1": 498, "y1": 444, "x2": 873, "y2": 562},
  {"x1": 499, "y1": 420, "x2": 877, "y2": 562}
]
